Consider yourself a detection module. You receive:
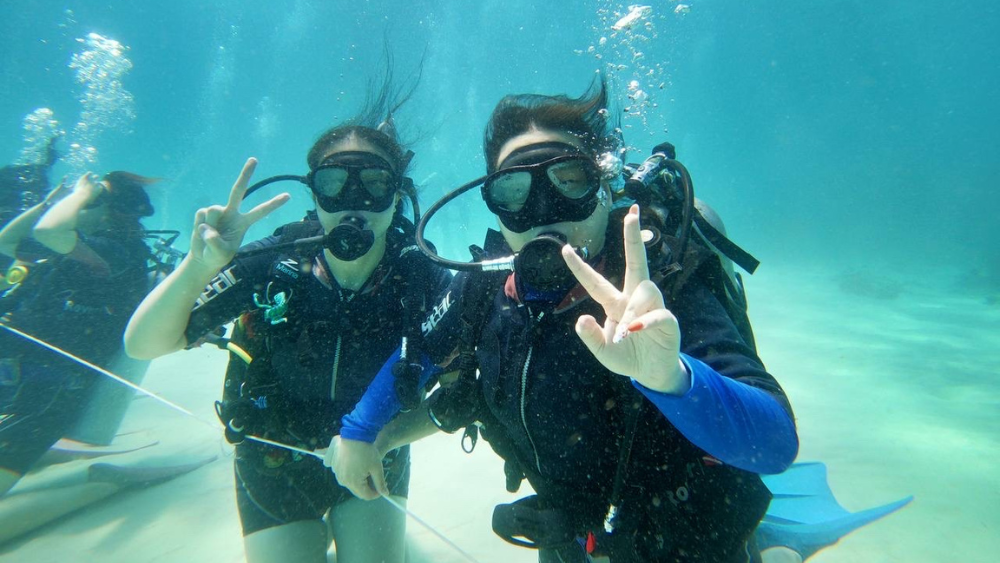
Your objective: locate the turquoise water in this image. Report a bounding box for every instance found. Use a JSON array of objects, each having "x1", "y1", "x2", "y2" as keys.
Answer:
[{"x1": 1, "y1": 1, "x2": 997, "y2": 562}]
